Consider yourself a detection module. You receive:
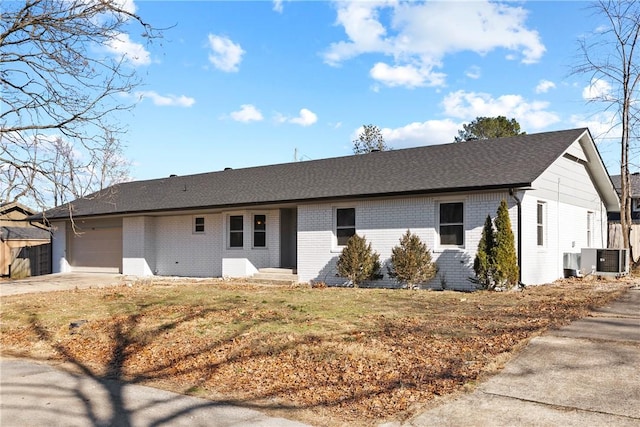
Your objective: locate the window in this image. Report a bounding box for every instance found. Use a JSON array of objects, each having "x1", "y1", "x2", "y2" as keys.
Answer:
[
  {"x1": 229, "y1": 215, "x2": 243, "y2": 247},
  {"x1": 587, "y1": 212, "x2": 593, "y2": 247},
  {"x1": 336, "y1": 208, "x2": 355, "y2": 246},
  {"x1": 253, "y1": 214, "x2": 266, "y2": 247},
  {"x1": 537, "y1": 202, "x2": 545, "y2": 246},
  {"x1": 193, "y1": 217, "x2": 205, "y2": 233},
  {"x1": 439, "y1": 202, "x2": 464, "y2": 246}
]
